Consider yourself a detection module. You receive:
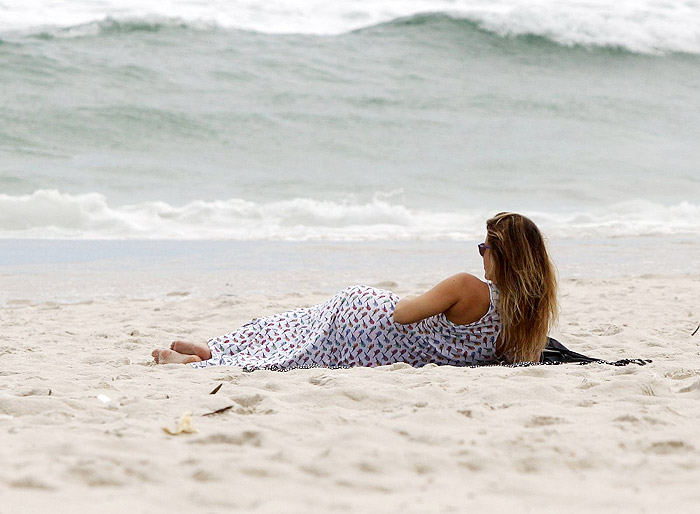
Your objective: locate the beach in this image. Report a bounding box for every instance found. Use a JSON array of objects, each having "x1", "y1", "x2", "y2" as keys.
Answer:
[
  {"x1": 2, "y1": 0, "x2": 700, "y2": 511},
  {"x1": 2, "y1": 241, "x2": 700, "y2": 513}
]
